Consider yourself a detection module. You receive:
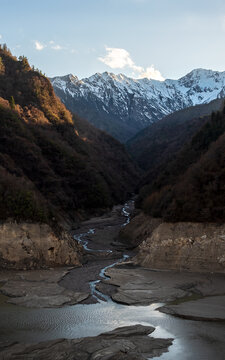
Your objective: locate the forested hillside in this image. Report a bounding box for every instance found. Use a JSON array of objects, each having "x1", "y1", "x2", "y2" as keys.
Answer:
[
  {"x1": 0, "y1": 45, "x2": 139, "y2": 226},
  {"x1": 137, "y1": 104, "x2": 225, "y2": 222},
  {"x1": 127, "y1": 98, "x2": 223, "y2": 172}
]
